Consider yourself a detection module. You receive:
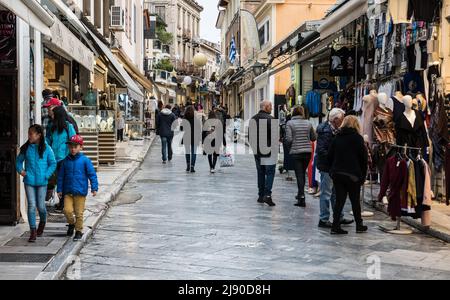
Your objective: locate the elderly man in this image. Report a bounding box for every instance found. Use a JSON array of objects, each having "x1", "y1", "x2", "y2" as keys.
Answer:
[
  {"x1": 249, "y1": 100, "x2": 278, "y2": 207},
  {"x1": 316, "y1": 108, "x2": 354, "y2": 228}
]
